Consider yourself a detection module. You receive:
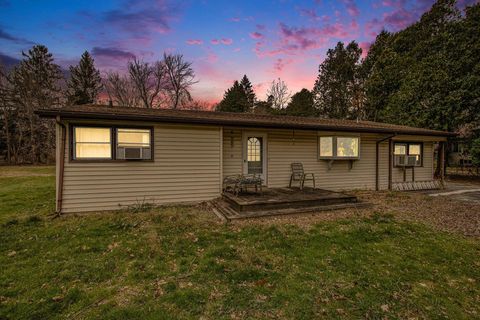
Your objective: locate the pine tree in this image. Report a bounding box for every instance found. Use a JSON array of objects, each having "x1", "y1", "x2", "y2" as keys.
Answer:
[
  {"x1": 240, "y1": 74, "x2": 255, "y2": 110},
  {"x1": 362, "y1": 0, "x2": 479, "y2": 133},
  {"x1": 9, "y1": 45, "x2": 63, "y2": 163},
  {"x1": 312, "y1": 41, "x2": 363, "y2": 119},
  {"x1": 215, "y1": 80, "x2": 249, "y2": 112},
  {"x1": 285, "y1": 89, "x2": 316, "y2": 117},
  {"x1": 67, "y1": 51, "x2": 102, "y2": 105}
]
